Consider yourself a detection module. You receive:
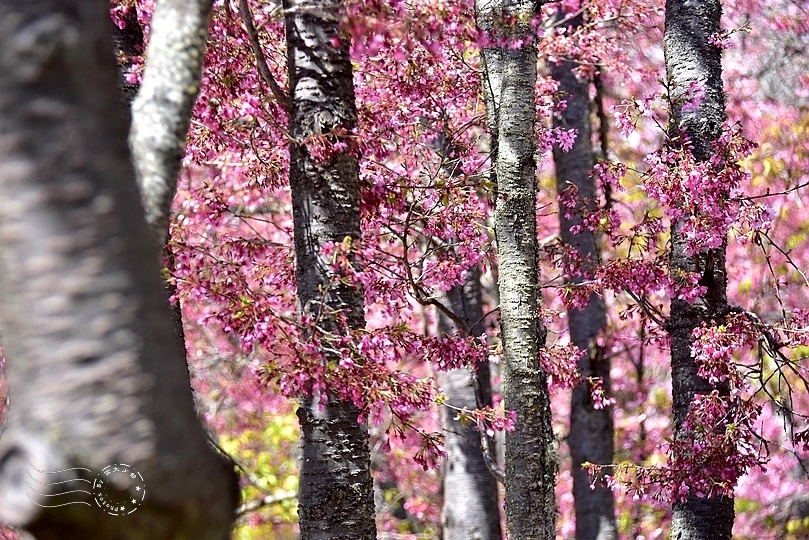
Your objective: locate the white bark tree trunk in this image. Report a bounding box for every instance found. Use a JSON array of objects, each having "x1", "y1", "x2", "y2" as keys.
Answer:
[
  {"x1": 130, "y1": 0, "x2": 213, "y2": 245},
  {"x1": 477, "y1": 1, "x2": 556, "y2": 537},
  {"x1": 665, "y1": 1, "x2": 733, "y2": 538}
]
